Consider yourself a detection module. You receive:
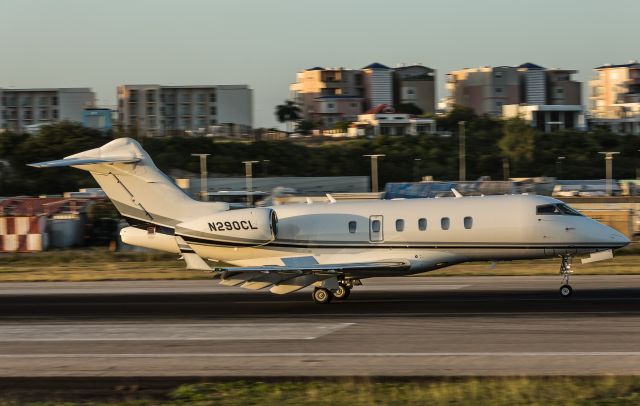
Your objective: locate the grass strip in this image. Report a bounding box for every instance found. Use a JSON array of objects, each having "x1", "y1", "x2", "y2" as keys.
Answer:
[{"x1": 1, "y1": 377, "x2": 640, "y2": 405}]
